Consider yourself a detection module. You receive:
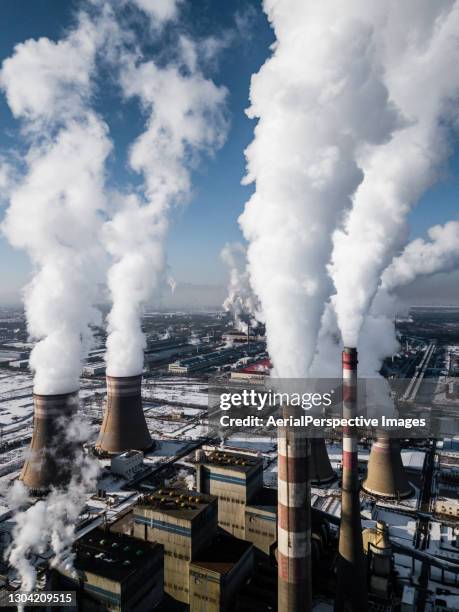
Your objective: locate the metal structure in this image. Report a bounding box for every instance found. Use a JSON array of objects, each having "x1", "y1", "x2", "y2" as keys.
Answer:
[
  {"x1": 335, "y1": 348, "x2": 368, "y2": 611},
  {"x1": 20, "y1": 391, "x2": 78, "y2": 495},
  {"x1": 96, "y1": 375, "x2": 152, "y2": 455},
  {"x1": 310, "y1": 438, "x2": 336, "y2": 485},
  {"x1": 278, "y1": 406, "x2": 312, "y2": 612}
]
